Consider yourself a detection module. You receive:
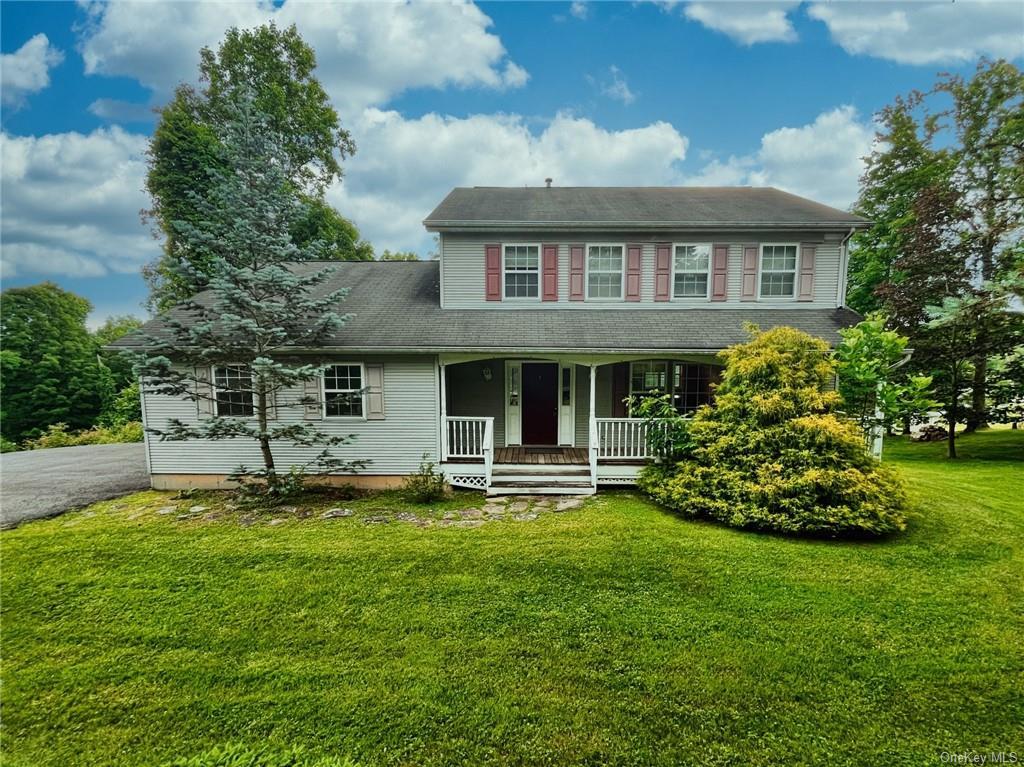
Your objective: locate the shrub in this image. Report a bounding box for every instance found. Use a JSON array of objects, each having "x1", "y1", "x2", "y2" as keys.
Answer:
[
  {"x1": 623, "y1": 391, "x2": 694, "y2": 461},
  {"x1": 22, "y1": 421, "x2": 144, "y2": 450},
  {"x1": 1, "y1": 435, "x2": 19, "y2": 453},
  {"x1": 99, "y1": 380, "x2": 142, "y2": 427},
  {"x1": 638, "y1": 325, "x2": 907, "y2": 537},
  {"x1": 403, "y1": 453, "x2": 448, "y2": 503},
  {"x1": 162, "y1": 742, "x2": 359, "y2": 767}
]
